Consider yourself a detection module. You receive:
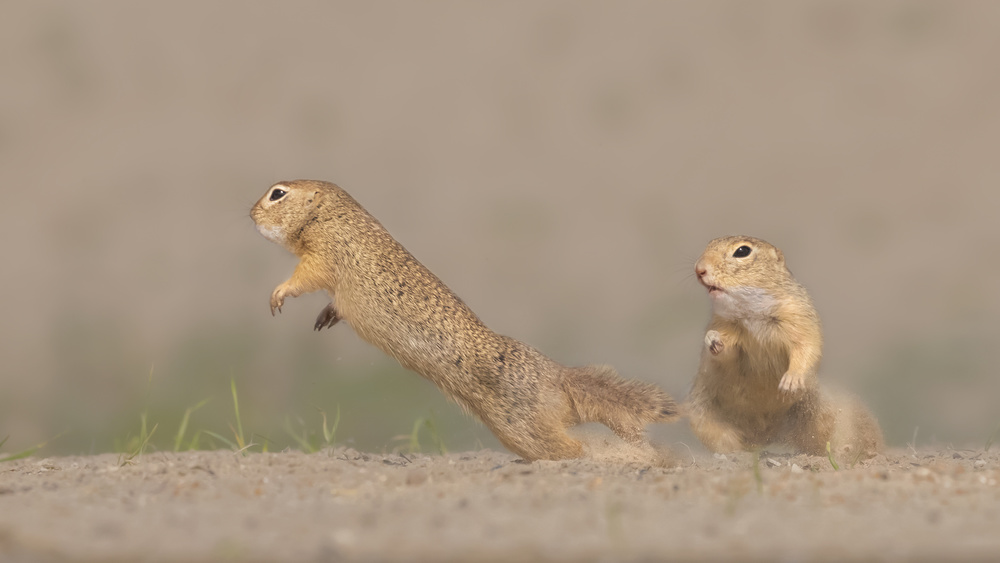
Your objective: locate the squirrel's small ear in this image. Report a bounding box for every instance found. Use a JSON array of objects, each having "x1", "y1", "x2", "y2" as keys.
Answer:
[{"x1": 772, "y1": 247, "x2": 784, "y2": 264}]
